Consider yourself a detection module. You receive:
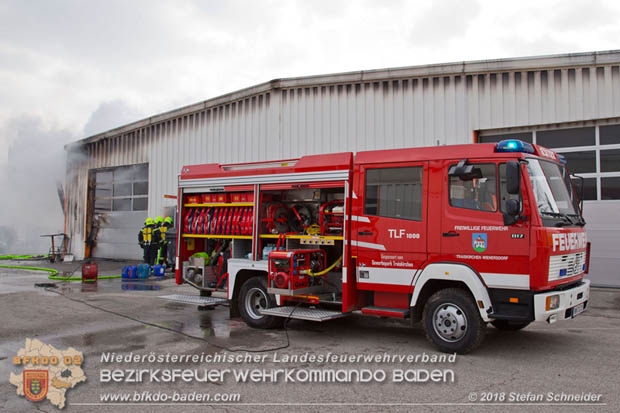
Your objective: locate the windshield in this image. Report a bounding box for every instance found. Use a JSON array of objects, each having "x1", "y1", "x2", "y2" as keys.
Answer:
[{"x1": 526, "y1": 159, "x2": 579, "y2": 217}]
